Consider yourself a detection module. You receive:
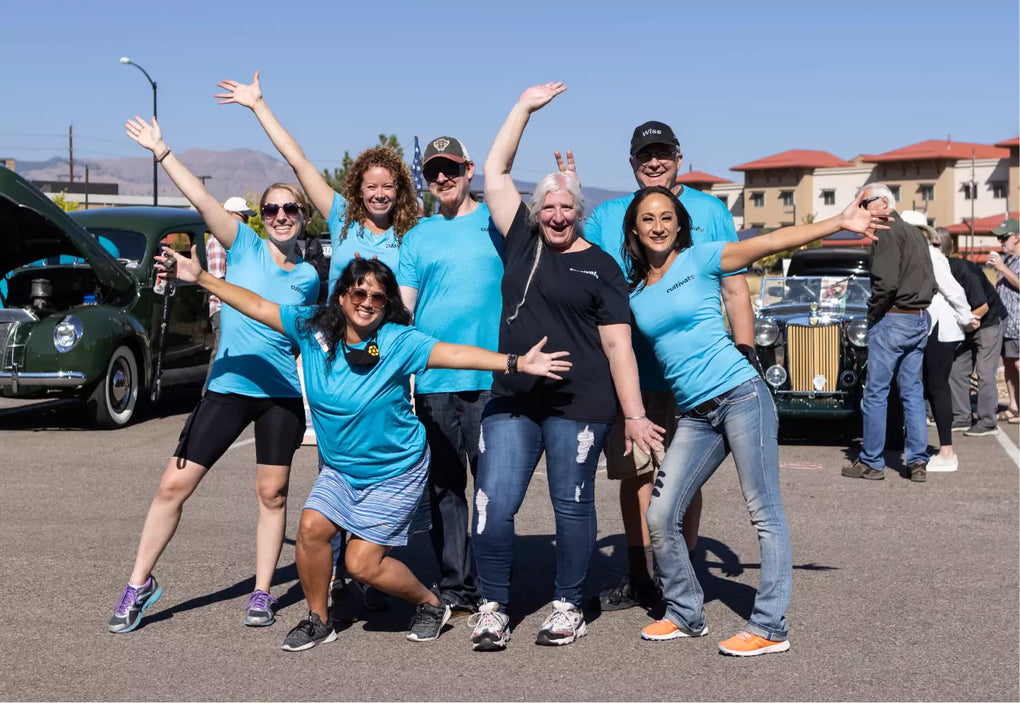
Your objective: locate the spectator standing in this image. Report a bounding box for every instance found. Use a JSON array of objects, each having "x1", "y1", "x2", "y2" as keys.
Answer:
[
  {"x1": 843, "y1": 184, "x2": 935, "y2": 483},
  {"x1": 988, "y1": 218, "x2": 1020, "y2": 423},
  {"x1": 397, "y1": 136, "x2": 504, "y2": 618}
]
